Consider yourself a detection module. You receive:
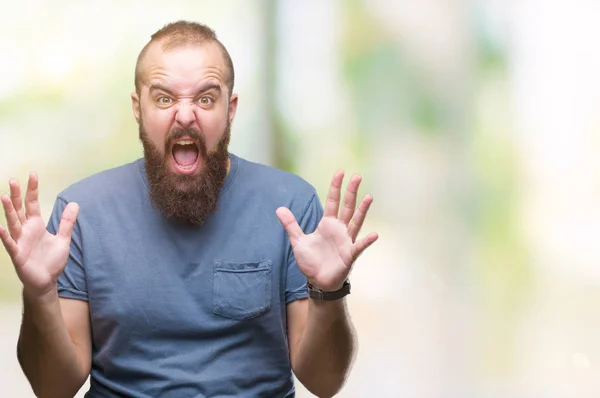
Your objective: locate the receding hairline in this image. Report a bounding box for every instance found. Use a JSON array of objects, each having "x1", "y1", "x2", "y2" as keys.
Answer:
[{"x1": 134, "y1": 21, "x2": 235, "y2": 97}]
